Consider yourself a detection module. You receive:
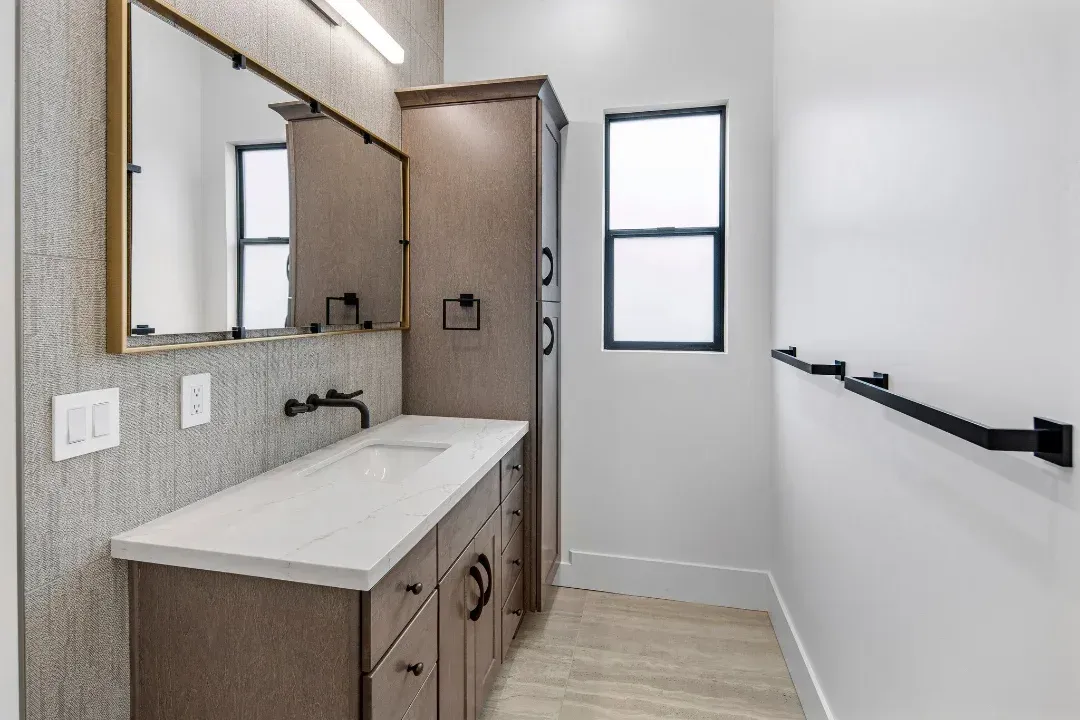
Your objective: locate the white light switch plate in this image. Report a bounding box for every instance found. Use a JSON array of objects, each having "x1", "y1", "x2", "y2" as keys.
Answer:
[
  {"x1": 181, "y1": 373, "x2": 212, "y2": 429},
  {"x1": 52, "y1": 388, "x2": 120, "y2": 461}
]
